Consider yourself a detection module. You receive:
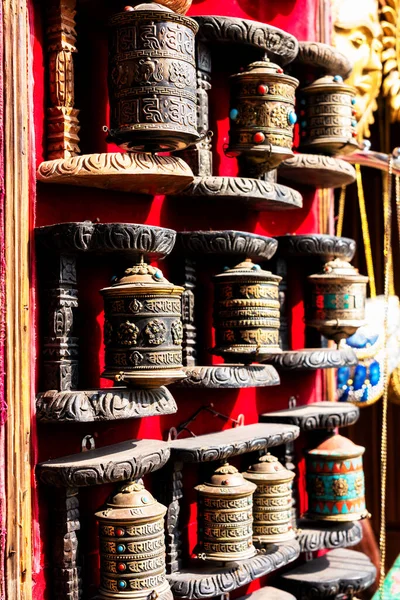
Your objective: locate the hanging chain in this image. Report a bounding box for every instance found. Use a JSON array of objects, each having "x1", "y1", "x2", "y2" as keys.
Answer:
[
  {"x1": 356, "y1": 164, "x2": 377, "y2": 298},
  {"x1": 336, "y1": 185, "x2": 346, "y2": 237},
  {"x1": 379, "y1": 156, "x2": 393, "y2": 597}
]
